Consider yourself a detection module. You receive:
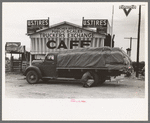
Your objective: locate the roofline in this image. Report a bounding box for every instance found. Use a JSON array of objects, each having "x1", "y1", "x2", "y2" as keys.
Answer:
[{"x1": 26, "y1": 21, "x2": 105, "y2": 36}]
